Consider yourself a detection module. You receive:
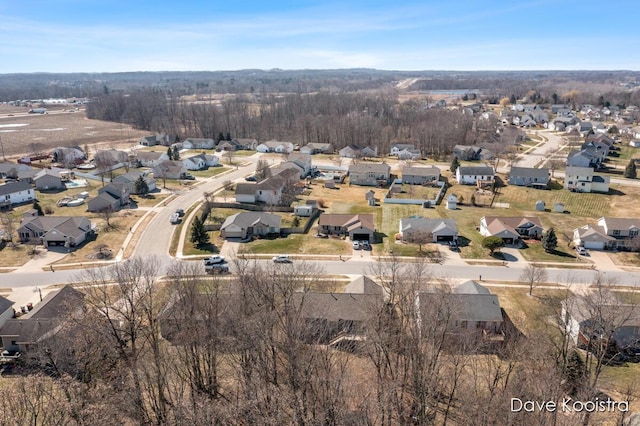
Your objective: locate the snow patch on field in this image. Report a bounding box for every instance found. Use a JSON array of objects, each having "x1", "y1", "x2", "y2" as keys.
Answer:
[
  {"x1": 0, "y1": 123, "x2": 29, "y2": 128},
  {"x1": 37, "y1": 128, "x2": 66, "y2": 132},
  {"x1": 0, "y1": 130, "x2": 17, "y2": 133}
]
